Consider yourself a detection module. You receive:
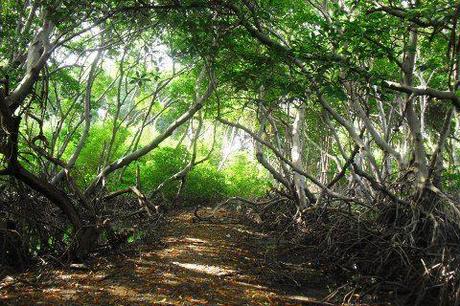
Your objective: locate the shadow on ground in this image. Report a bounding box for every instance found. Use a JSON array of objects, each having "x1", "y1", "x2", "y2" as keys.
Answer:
[{"x1": 0, "y1": 209, "x2": 333, "y2": 305}]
